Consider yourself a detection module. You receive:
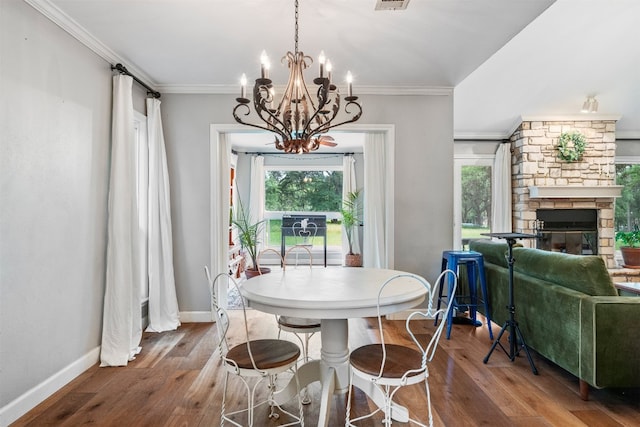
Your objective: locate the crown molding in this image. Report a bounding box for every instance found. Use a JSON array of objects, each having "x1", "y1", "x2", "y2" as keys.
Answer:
[
  {"x1": 24, "y1": 0, "x2": 158, "y2": 90},
  {"x1": 158, "y1": 84, "x2": 453, "y2": 96}
]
